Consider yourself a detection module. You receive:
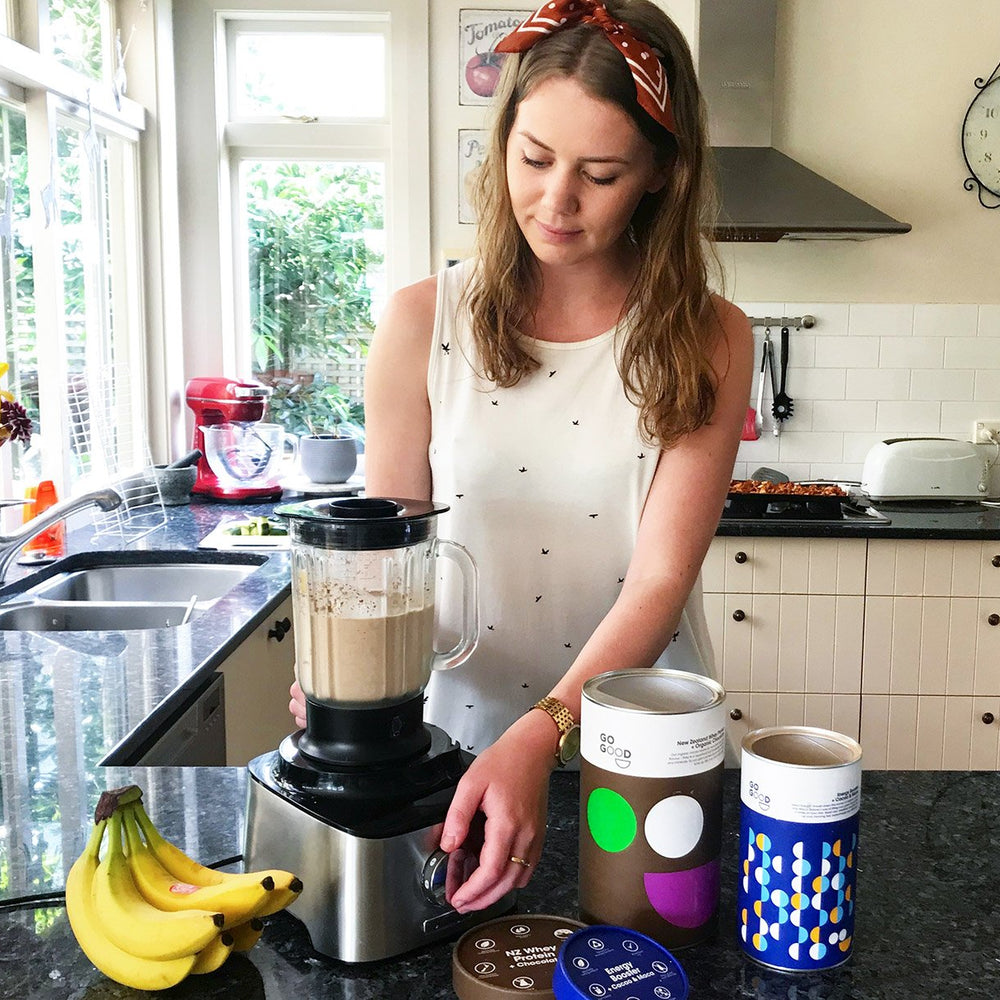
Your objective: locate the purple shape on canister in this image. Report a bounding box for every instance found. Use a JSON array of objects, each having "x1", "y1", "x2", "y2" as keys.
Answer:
[{"x1": 644, "y1": 858, "x2": 721, "y2": 928}]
